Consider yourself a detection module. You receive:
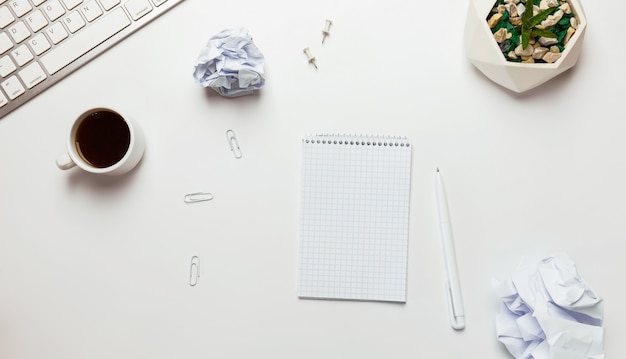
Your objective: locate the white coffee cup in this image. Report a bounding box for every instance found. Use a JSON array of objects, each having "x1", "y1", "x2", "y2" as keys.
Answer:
[{"x1": 56, "y1": 107, "x2": 145, "y2": 176}]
